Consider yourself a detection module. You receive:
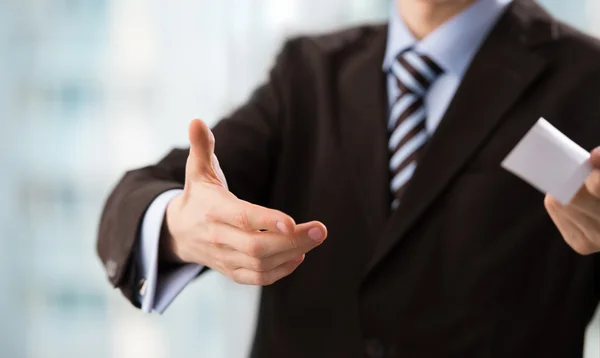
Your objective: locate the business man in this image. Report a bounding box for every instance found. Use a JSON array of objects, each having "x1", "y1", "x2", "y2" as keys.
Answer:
[{"x1": 97, "y1": 0, "x2": 600, "y2": 356}]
